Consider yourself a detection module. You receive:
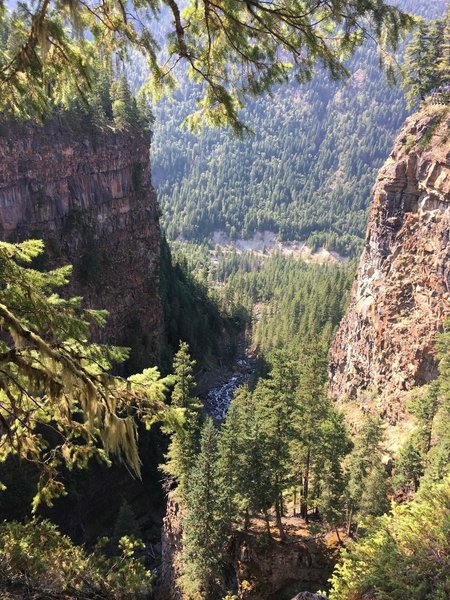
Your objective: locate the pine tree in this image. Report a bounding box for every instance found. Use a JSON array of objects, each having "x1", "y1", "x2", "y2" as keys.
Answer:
[
  {"x1": 345, "y1": 415, "x2": 388, "y2": 533},
  {"x1": 293, "y1": 343, "x2": 329, "y2": 522},
  {"x1": 438, "y1": 4, "x2": 450, "y2": 82},
  {"x1": 393, "y1": 438, "x2": 423, "y2": 495},
  {"x1": 111, "y1": 76, "x2": 140, "y2": 130},
  {"x1": 0, "y1": 240, "x2": 171, "y2": 510},
  {"x1": 113, "y1": 499, "x2": 141, "y2": 546},
  {"x1": 314, "y1": 408, "x2": 351, "y2": 537},
  {"x1": 216, "y1": 398, "x2": 244, "y2": 531},
  {"x1": 162, "y1": 342, "x2": 203, "y2": 498},
  {"x1": 180, "y1": 418, "x2": 225, "y2": 599},
  {"x1": 254, "y1": 350, "x2": 299, "y2": 538},
  {"x1": 402, "y1": 20, "x2": 443, "y2": 105}
]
